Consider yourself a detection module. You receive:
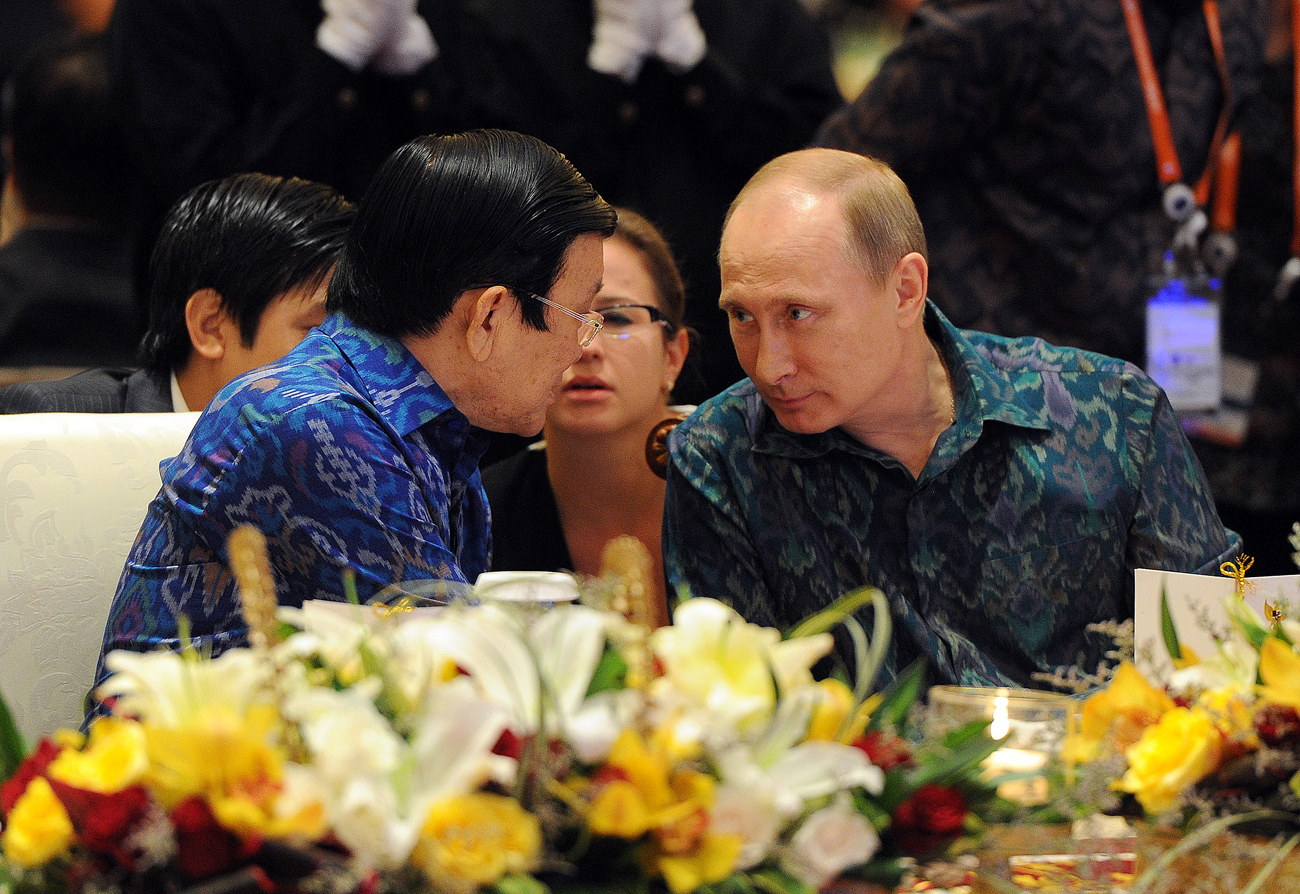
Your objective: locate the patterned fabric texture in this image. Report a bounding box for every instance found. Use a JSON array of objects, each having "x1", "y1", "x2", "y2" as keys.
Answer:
[
  {"x1": 95, "y1": 313, "x2": 490, "y2": 690},
  {"x1": 663, "y1": 304, "x2": 1240, "y2": 688},
  {"x1": 814, "y1": 0, "x2": 1266, "y2": 365}
]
